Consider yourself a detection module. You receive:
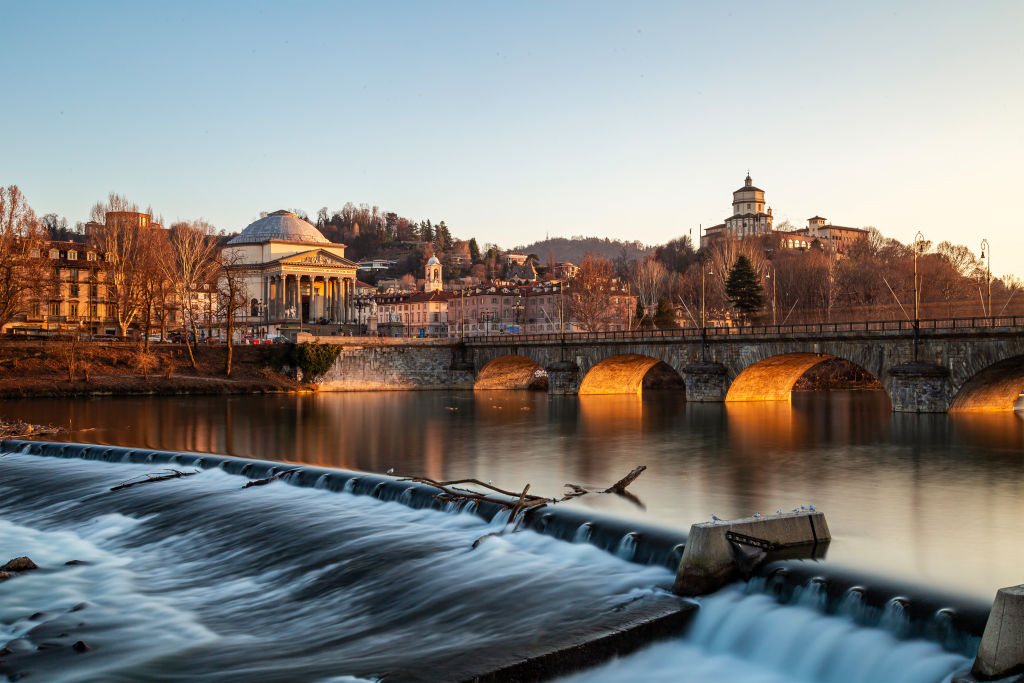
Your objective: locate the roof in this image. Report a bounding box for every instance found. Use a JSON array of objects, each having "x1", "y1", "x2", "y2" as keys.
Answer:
[
  {"x1": 426, "y1": 255, "x2": 441, "y2": 265},
  {"x1": 227, "y1": 210, "x2": 330, "y2": 245},
  {"x1": 808, "y1": 215, "x2": 827, "y2": 221},
  {"x1": 734, "y1": 186, "x2": 763, "y2": 194}
]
